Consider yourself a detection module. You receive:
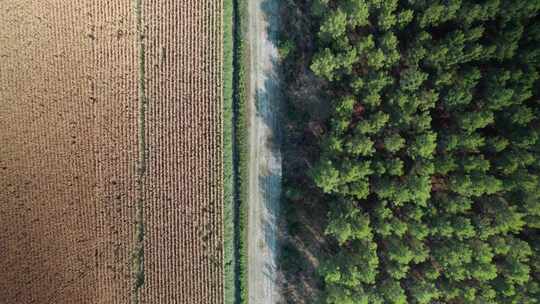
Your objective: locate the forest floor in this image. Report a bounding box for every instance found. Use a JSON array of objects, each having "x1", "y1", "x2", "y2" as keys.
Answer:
[{"x1": 246, "y1": 0, "x2": 283, "y2": 303}]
